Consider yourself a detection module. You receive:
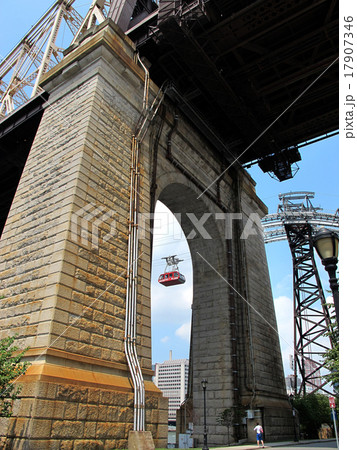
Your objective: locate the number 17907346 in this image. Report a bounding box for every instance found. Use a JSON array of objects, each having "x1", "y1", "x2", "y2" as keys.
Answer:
[{"x1": 344, "y1": 16, "x2": 354, "y2": 77}]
